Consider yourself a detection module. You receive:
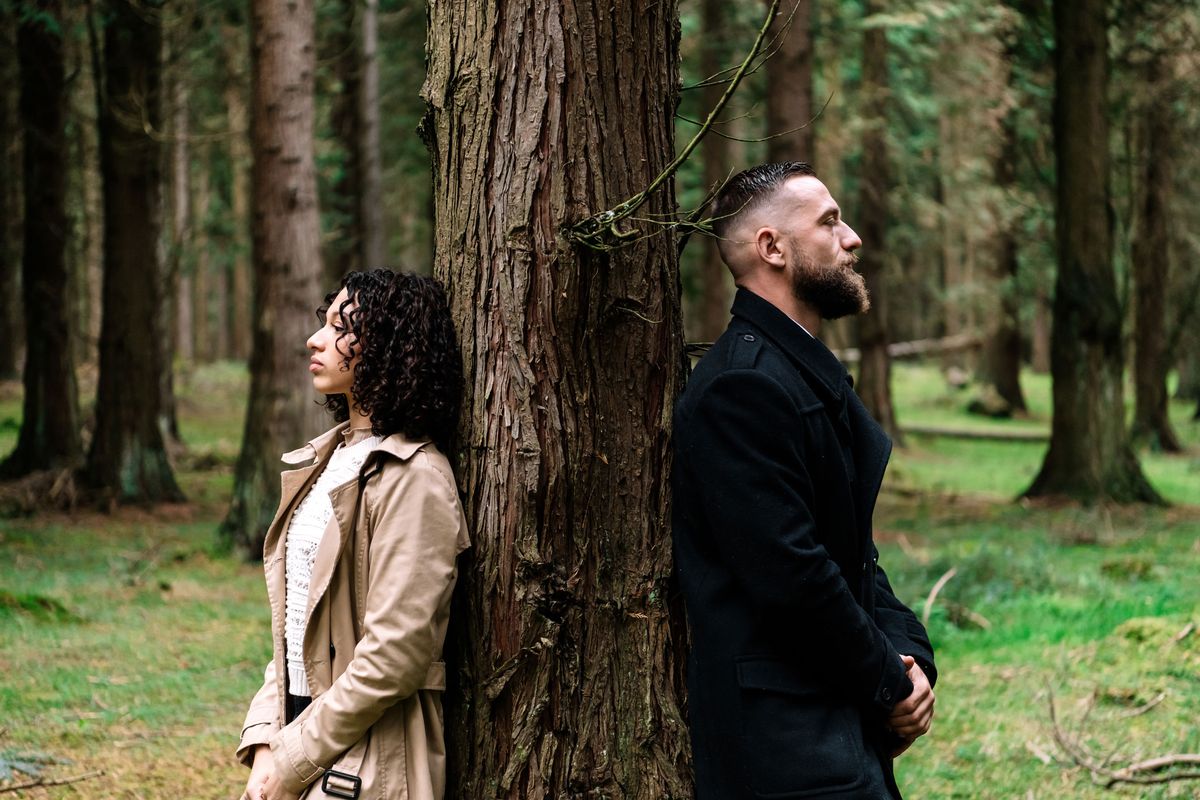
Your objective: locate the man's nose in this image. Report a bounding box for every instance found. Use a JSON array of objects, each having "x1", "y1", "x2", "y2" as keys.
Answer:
[{"x1": 842, "y1": 223, "x2": 862, "y2": 251}]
